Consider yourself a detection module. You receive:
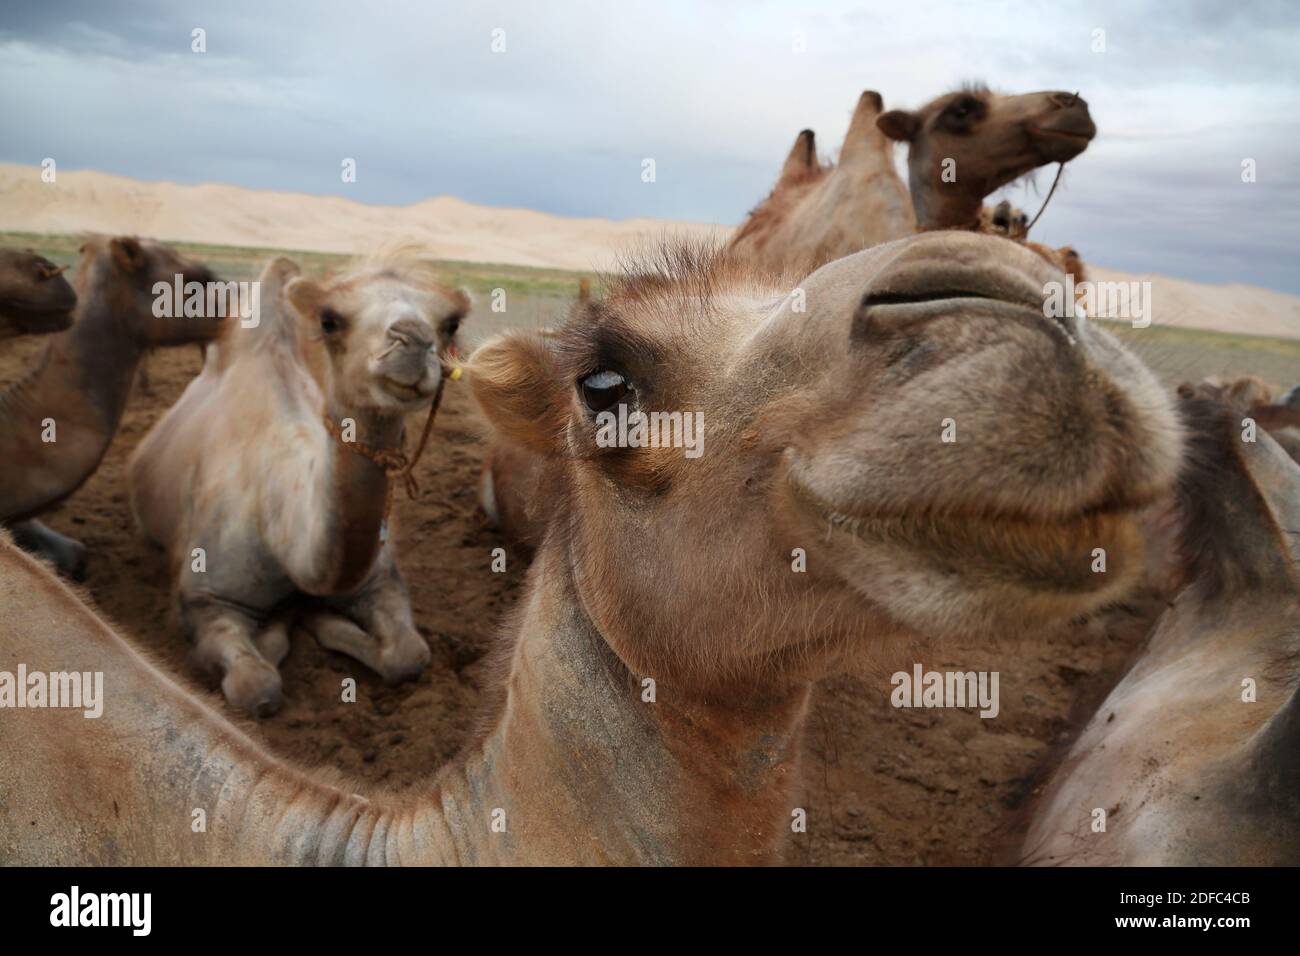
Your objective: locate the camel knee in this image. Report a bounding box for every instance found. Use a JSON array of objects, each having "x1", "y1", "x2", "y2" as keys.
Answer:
[
  {"x1": 220, "y1": 652, "x2": 284, "y2": 717},
  {"x1": 378, "y1": 630, "x2": 431, "y2": 684},
  {"x1": 190, "y1": 608, "x2": 285, "y2": 717}
]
